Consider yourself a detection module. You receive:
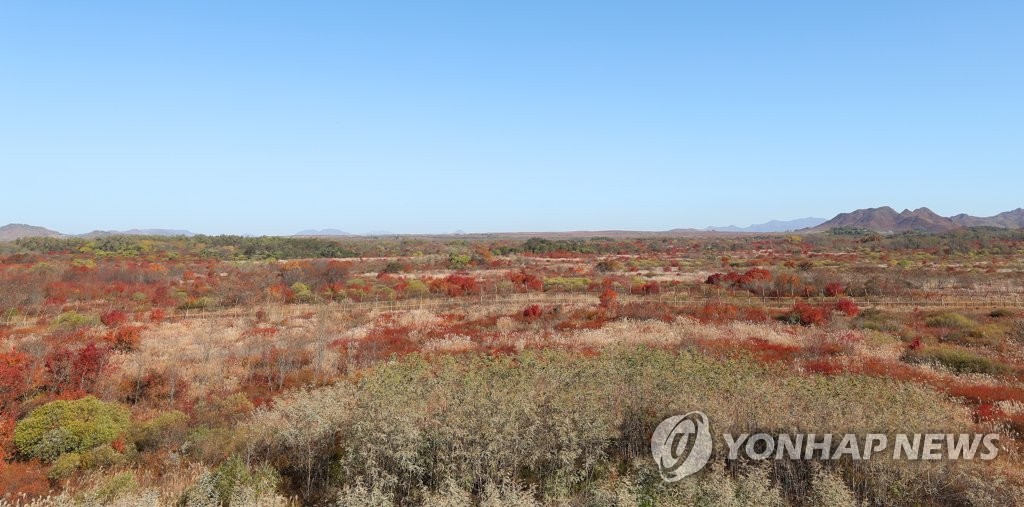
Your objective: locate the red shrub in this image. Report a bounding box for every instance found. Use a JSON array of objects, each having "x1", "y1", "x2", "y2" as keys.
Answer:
[
  {"x1": 631, "y1": 281, "x2": 661, "y2": 295},
  {"x1": 336, "y1": 323, "x2": 419, "y2": 366},
  {"x1": 0, "y1": 460, "x2": 50, "y2": 499},
  {"x1": 522, "y1": 305, "x2": 543, "y2": 319},
  {"x1": 706, "y1": 271, "x2": 743, "y2": 287},
  {"x1": 149, "y1": 308, "x2": 166, "y2": 322},
  {"x1": 697, "y1": 302, "x2": 739, "y2": 323},
  {"x1": 617, "y1": 302, "x2": 674, "y2": 322},
  {"x1": 100, "y1": 309, "x2": 129, "y2": 327},
  {"x1": 739, "y1": 306, "x2": 770, "y2": 322},
  {"x1": 824, "y1": 282, "x2": 845, "y2": 297},
  {"x1": 507, "y1": 271, "x2": 543, "y2": 292},
  {"x1": 434, "y1": 274, "x2": 480, "y2": 297},
  {"x1": 598, "y1": 287, "x2": 618, "y2": 309},
  {"x1": 745, "y1": 337, "x2": 800, "y2": 363},
  {"x1": 45, "y1": 343, "x2": 110, "y2": 393},
  {"x1": 0, "y1": 415, "x2": 14, "y2": 460},
  {"x1": 945, "y1": 383, "x2": 1024, "y2": 405},
  {"x1": 738, "y1": 268, "x2": 772, "y2": 286},
  {"x1": 803, "y1": 358, "x2": 843, "y2": 375},
  {"x1": 122, "y1": 369, "x2": 190, "y2": 406},
  {"x1": 0, "y1": 352, "x2": 30, "y2": 412},
  {"x1": 108, "y1": 325, "x2": 143, "y2": 352},
  {"x1": 786, "y1": 301, "x2": 830, "y2": 326},
  {"x1": 975, "y1": 403, "x2": 998, "y2": 422},
  {"x1": 834, "y1": 298, "x2": 860, "y2": 317},
  {"x1": 74, "y1": 343, "x2": 109, "y2": 389},
  {"x1": 246, "y1": 325, "x2": 279, "y2": 338}
]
